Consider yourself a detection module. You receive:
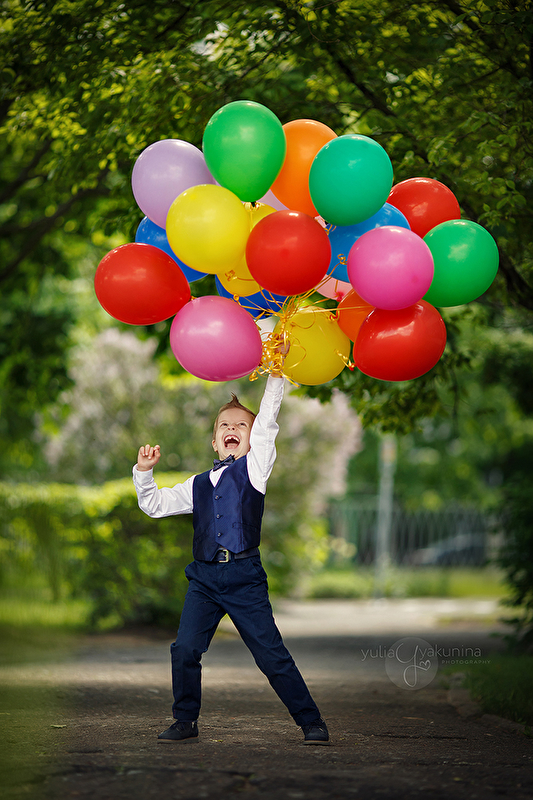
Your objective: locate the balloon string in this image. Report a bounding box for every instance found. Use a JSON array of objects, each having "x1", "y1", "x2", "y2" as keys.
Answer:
[
  {"x1": 235, "y1": 273, "x2": 348, "y2": 381},
  {"x1": 222, "y1": 270, "x2": 259, "y2": 290},
  {"x1": 336, "y1": 350, "x2": 355, "y2": 371}
]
